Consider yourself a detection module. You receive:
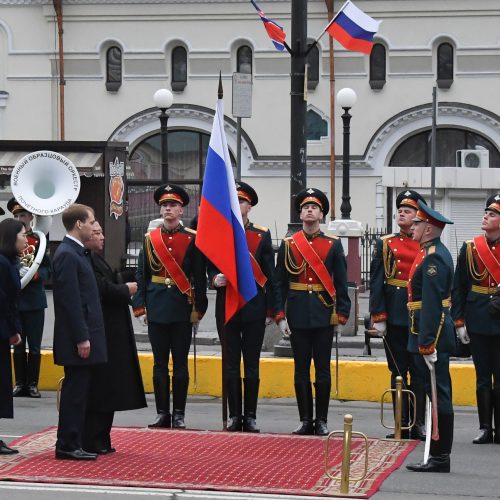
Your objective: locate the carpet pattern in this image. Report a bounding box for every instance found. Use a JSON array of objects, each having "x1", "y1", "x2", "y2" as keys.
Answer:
[{"x1": 0, "y1": 427, "x2": 418, "y2": 498}]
